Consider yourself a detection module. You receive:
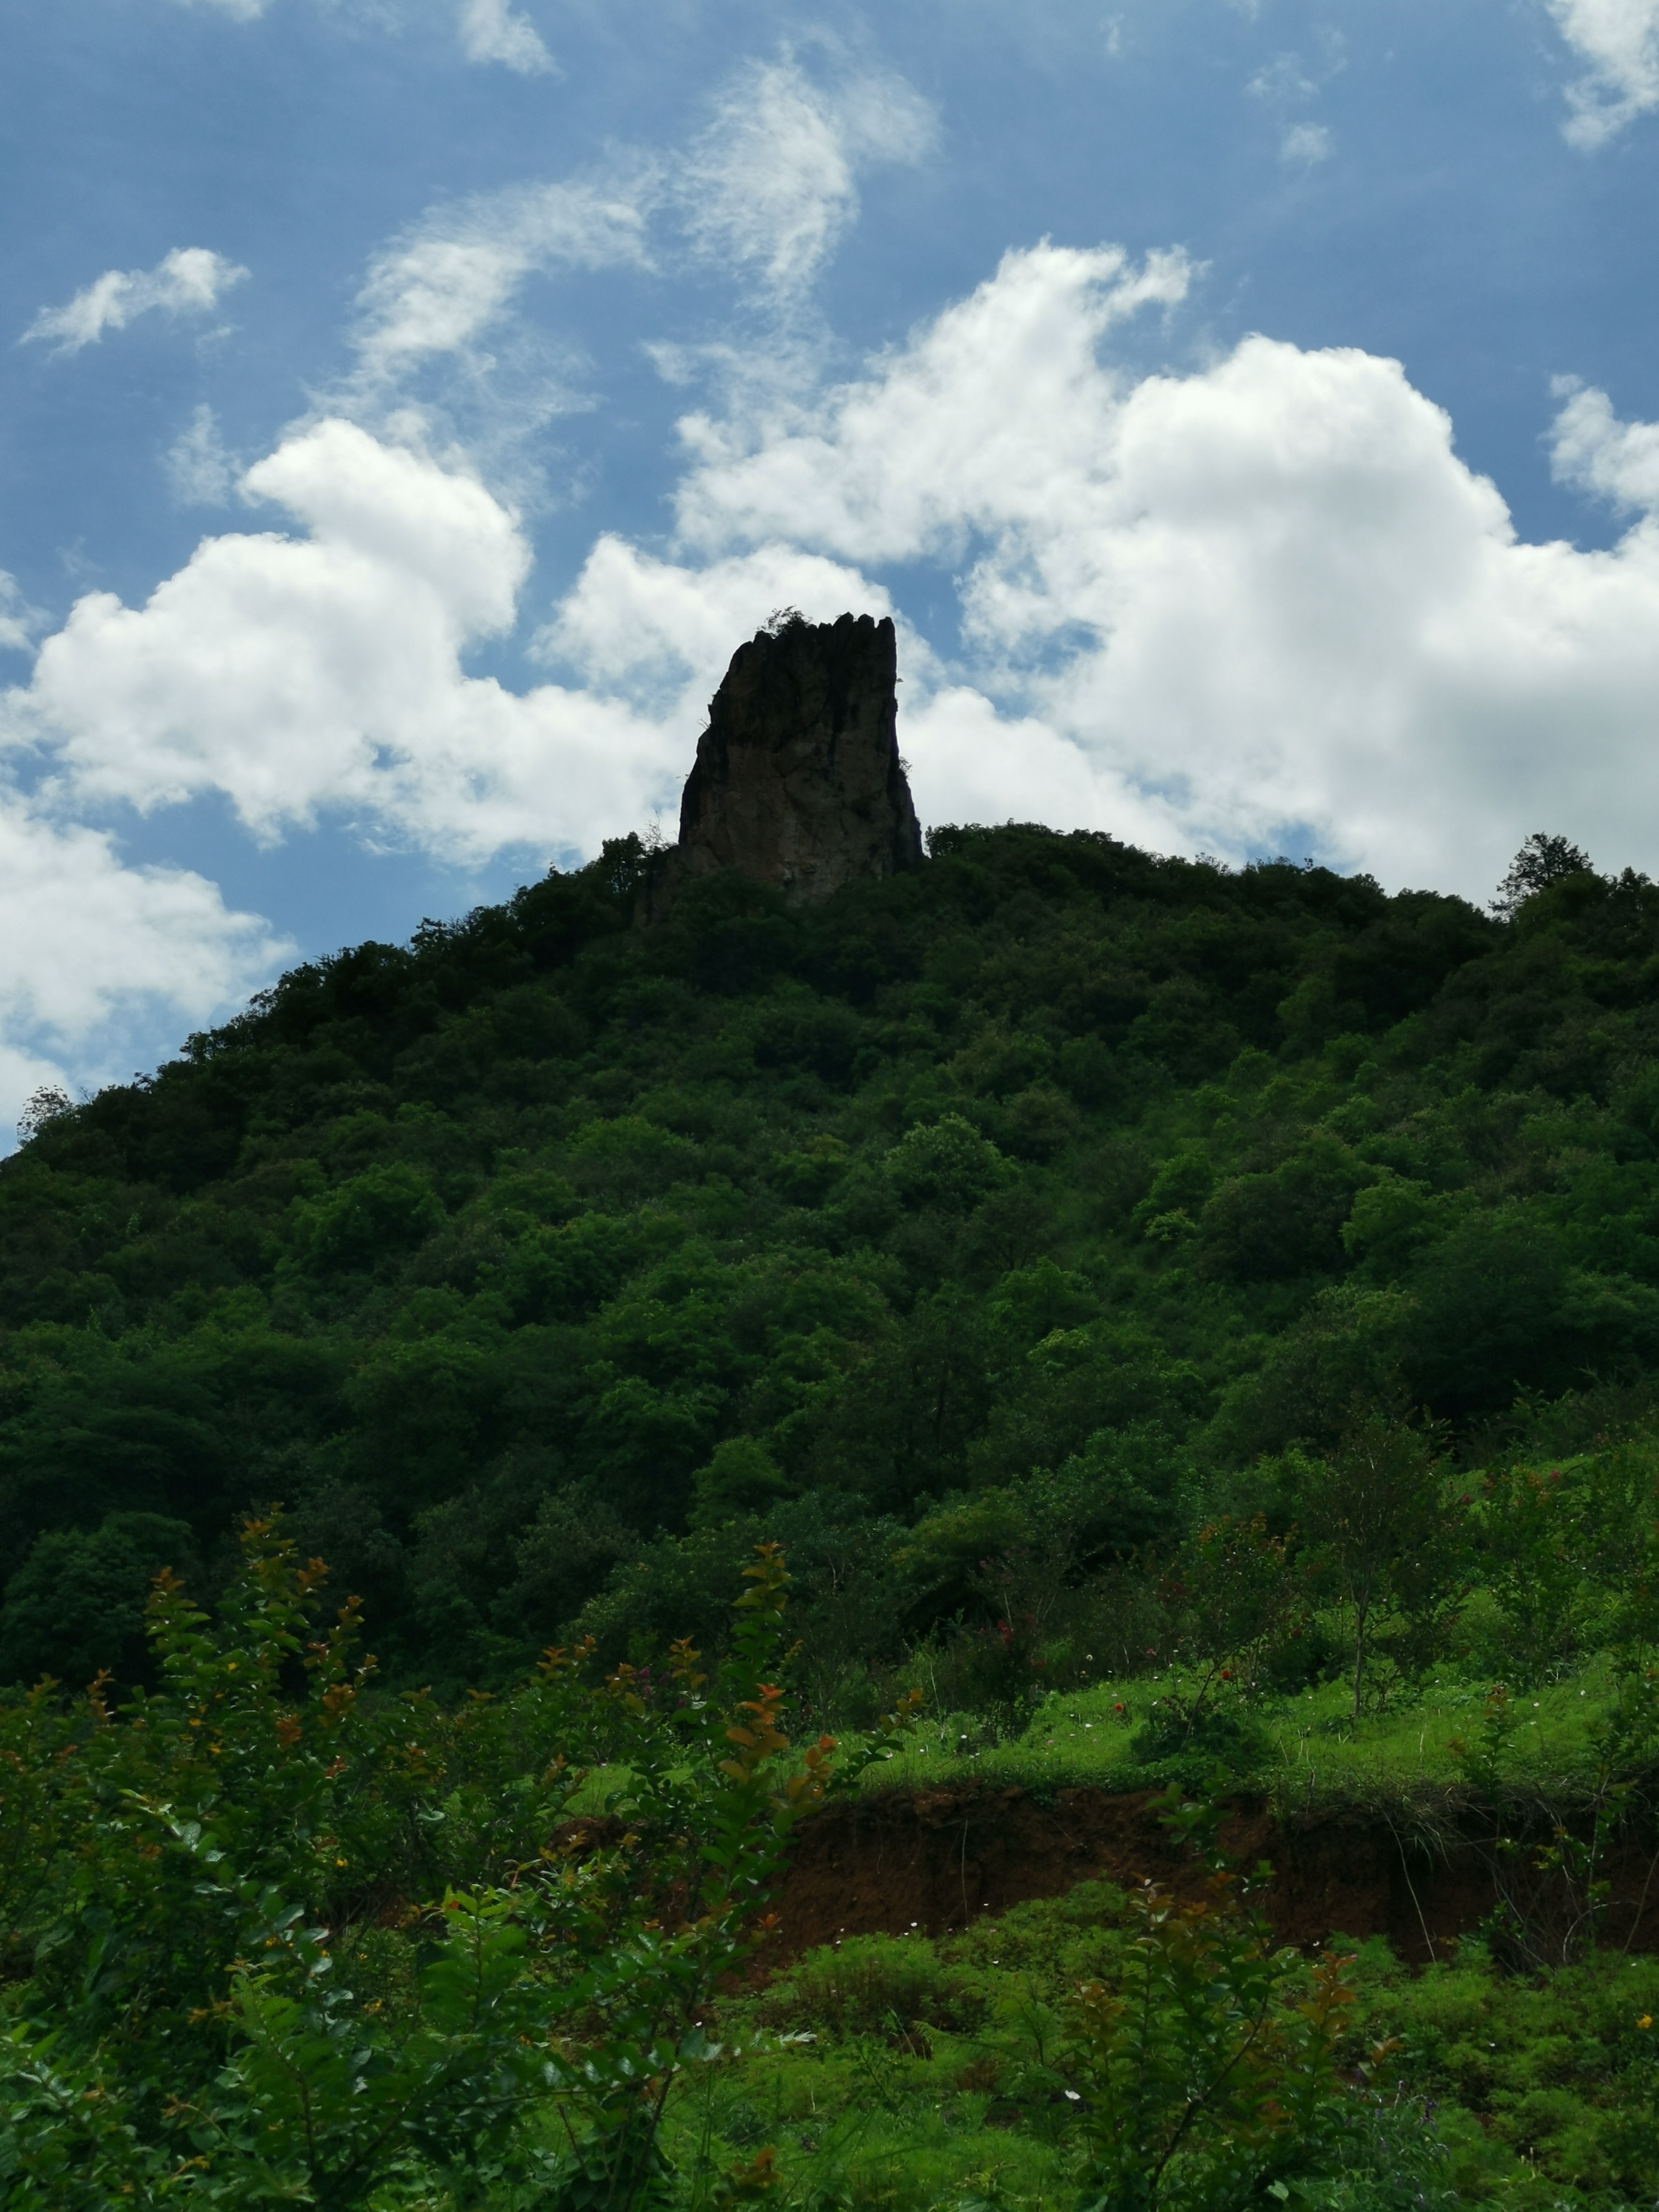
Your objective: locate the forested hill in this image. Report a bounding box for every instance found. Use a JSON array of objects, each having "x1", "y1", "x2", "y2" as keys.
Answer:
[{"x1": 4, "y1": 822, "x2": 1657, "y2": 1697}]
